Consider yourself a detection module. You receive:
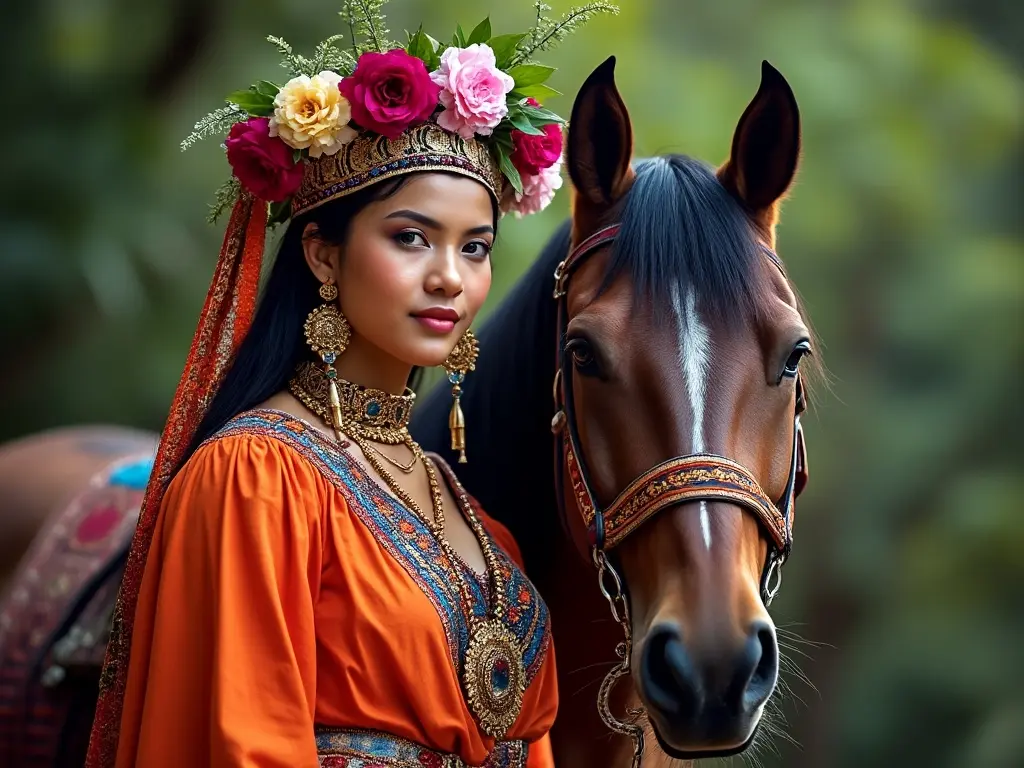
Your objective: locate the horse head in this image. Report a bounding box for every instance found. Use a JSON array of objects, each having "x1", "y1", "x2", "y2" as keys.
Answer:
[{"x1": 554, "y1": 56, "x2": 812, "y2": 759}]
